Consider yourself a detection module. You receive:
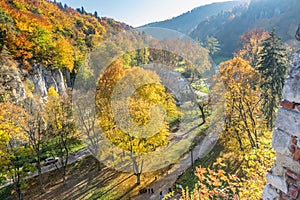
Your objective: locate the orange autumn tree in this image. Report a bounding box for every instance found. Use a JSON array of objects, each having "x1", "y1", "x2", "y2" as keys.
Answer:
[
  {"x1": 180, "y1": 158, "x2": 240, "y2": 200},
  {"x1": 236, "y1": 29, "x2": 269, "y2": 66}
]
